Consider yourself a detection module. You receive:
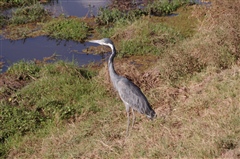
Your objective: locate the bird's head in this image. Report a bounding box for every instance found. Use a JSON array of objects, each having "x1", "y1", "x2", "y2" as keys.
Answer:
[
  {"x1": 147, "y1": 110, "x2": 157, "y2": 120},
  {"x1": 89, "y1": 38, "x2": 114, "y2": 48}
]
